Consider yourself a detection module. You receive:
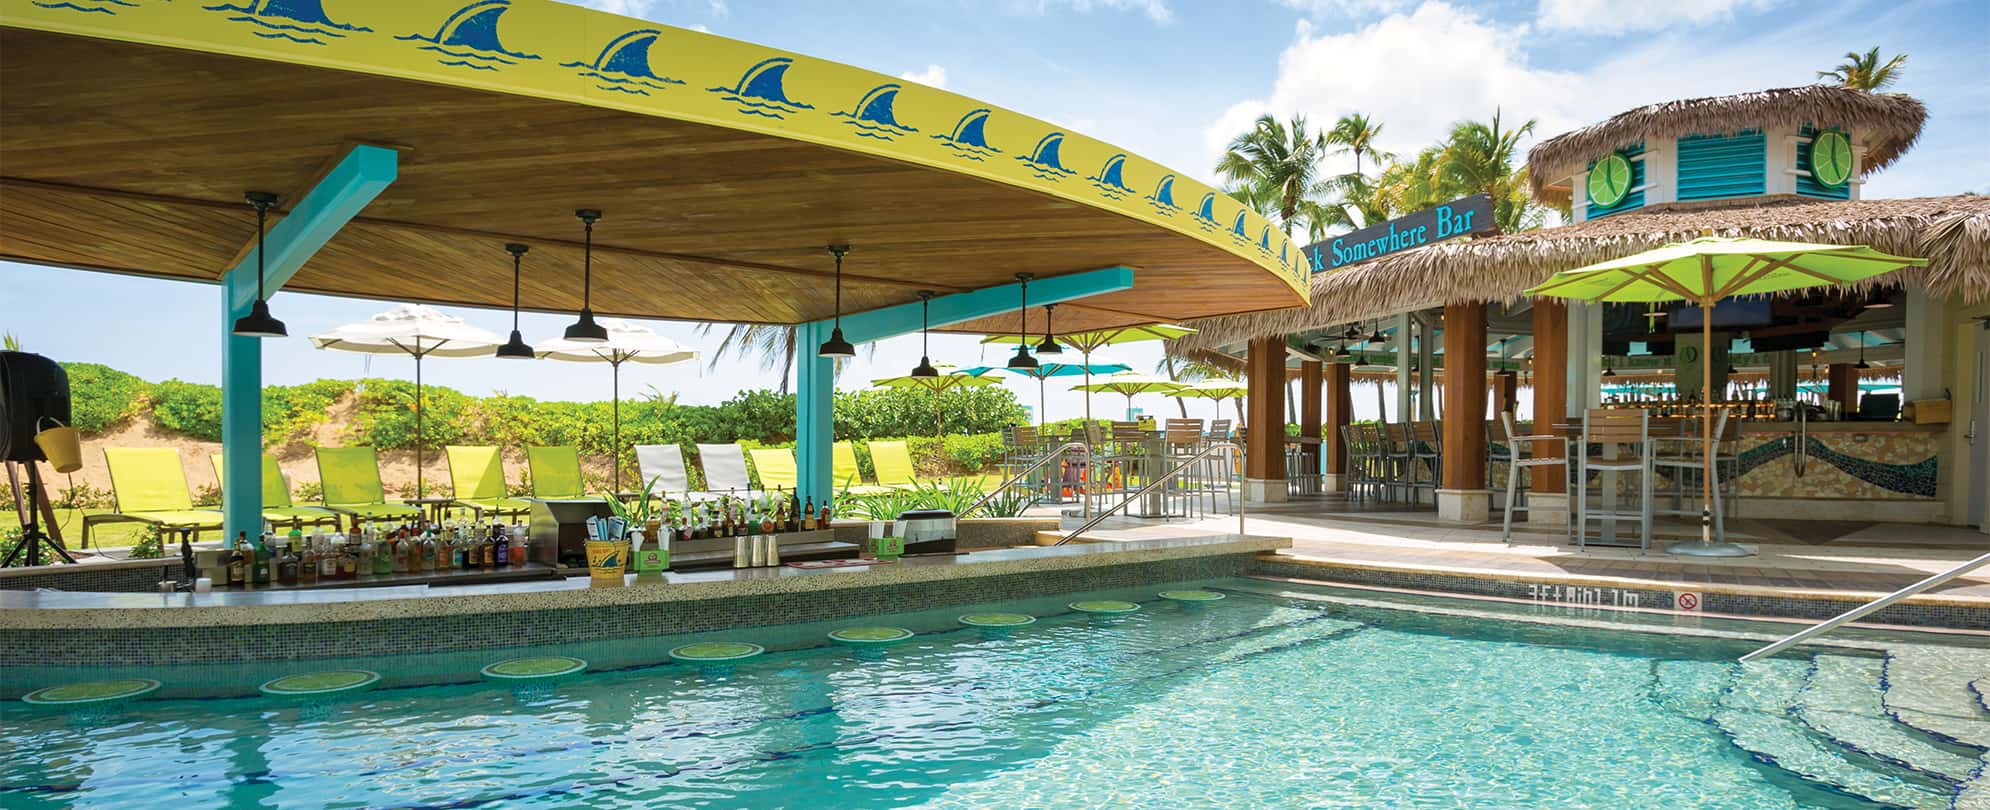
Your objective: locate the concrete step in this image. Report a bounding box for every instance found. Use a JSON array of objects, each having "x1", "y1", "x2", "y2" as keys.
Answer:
[
  {"x1": 1883, "y1": 647, "x2": 1990, "y2": 751},
  {"x1": 1798, "y1": 655, "x2": 1978, "y2": 784},
  {"x1": 1716, "y1": 659, "x2": 1953, "y2": 808},
  {"x1": 1649, "y1": 658, "x2": 1728, "y2": 720}
]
